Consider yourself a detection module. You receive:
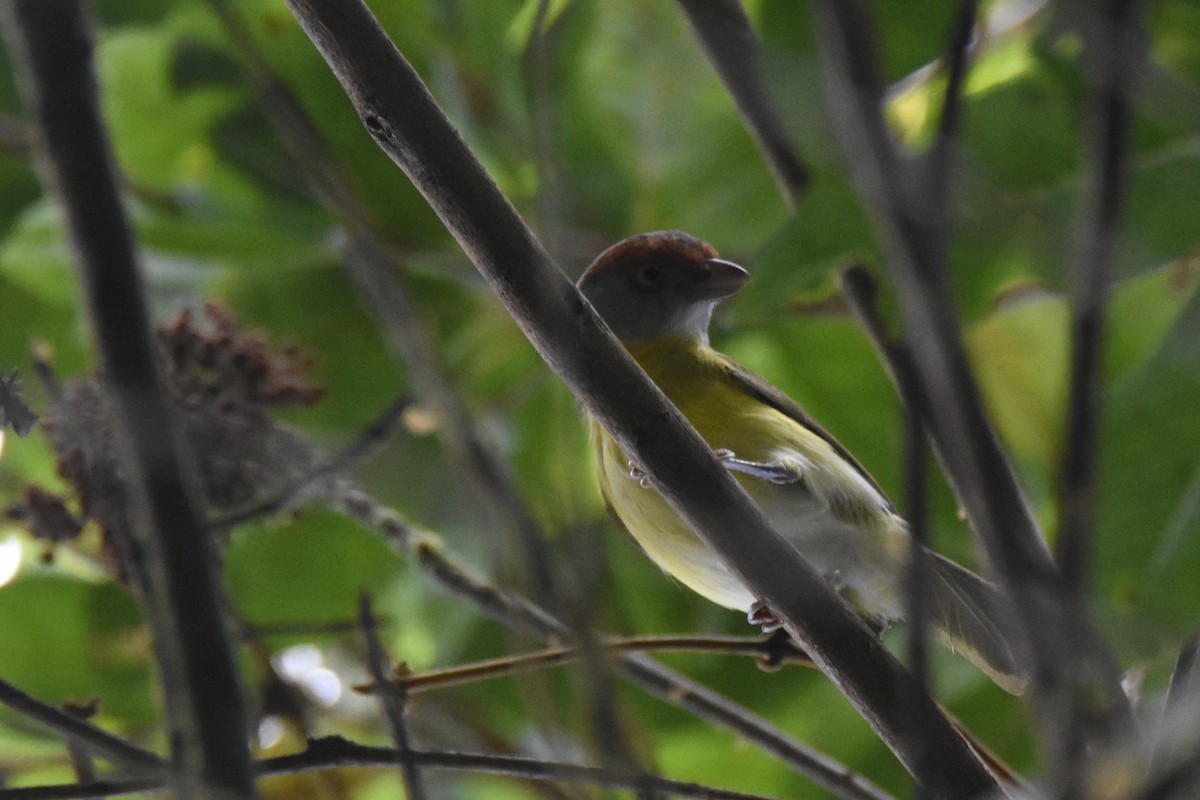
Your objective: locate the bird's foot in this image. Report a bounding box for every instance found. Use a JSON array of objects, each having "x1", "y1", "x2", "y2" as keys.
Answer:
[
  {"x1": 747, "y1": 601, "x2": 786, "y2": 633},
  {"x1": 714, "y1": 449, "x2": 800, "y2": 485},
  {"x1": 627, "y1": 460, "x2": 655, "y2": 489}
]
